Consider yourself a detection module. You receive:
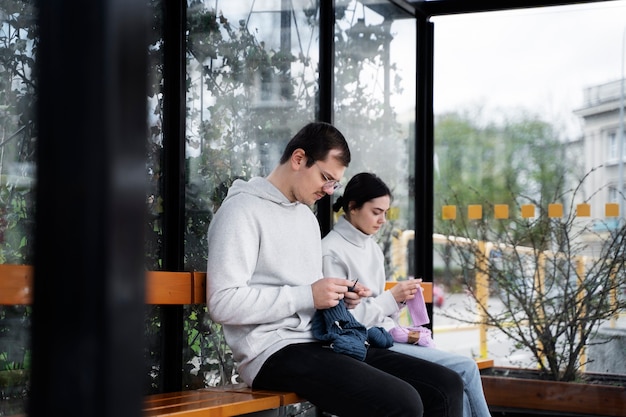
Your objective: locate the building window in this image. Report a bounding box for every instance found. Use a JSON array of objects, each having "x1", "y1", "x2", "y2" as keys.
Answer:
[
  {"x1": 609, "y1": 130, "x2": 626, "y2": 162},
  {"x1": 608, "y1": 185, "x2": 618, "y2": 202}
]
